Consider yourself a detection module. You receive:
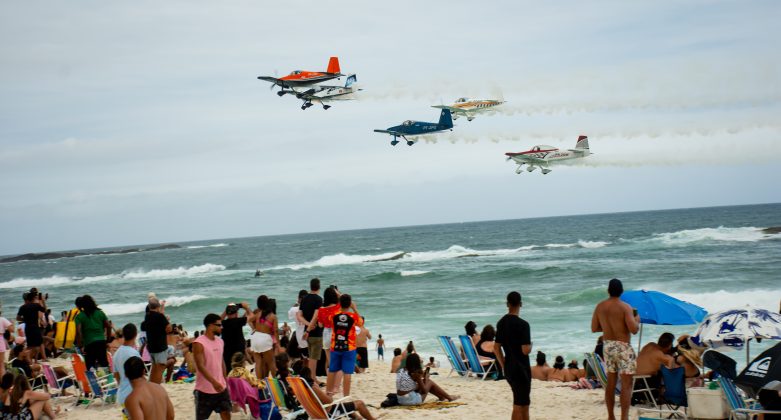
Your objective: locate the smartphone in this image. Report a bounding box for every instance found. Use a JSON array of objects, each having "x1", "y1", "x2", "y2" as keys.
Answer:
[{"x1": 632, "y1": 308, "x2": 638, "y2": 317}]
